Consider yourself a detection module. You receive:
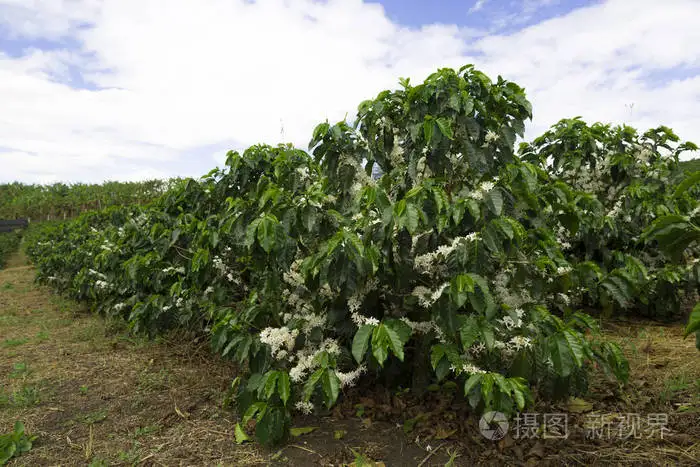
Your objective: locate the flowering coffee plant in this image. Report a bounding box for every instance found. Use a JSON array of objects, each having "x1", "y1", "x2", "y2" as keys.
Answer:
[
  {"x1": 26, "y1": 64, "x2": 676, "y2": 447},
  {"x1": 520, "y1": 119, "x2": 700, "y2": 319}
]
